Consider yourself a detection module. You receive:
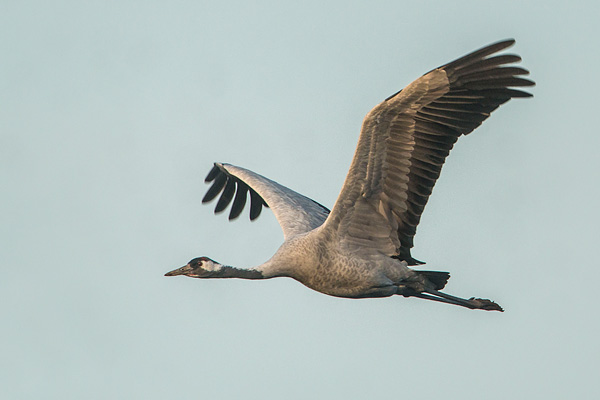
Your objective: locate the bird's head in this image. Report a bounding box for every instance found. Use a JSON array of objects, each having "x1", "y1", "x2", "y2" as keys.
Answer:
[{"x1": 164, "y1": 256, "x2": 222, "y2": 278}]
